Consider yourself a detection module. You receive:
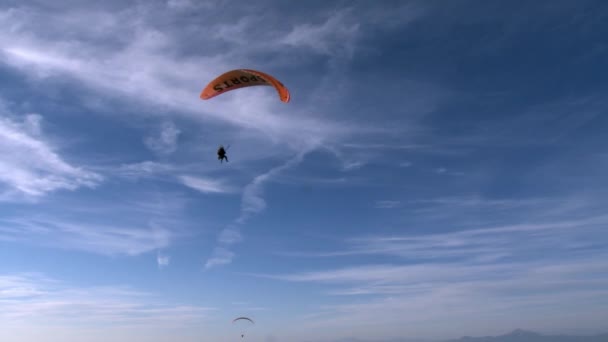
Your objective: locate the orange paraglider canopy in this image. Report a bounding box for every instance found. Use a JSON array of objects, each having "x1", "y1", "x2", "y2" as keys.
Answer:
[{"x1": 200, "y1": 69, "x2": 290, "y2": 103}]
